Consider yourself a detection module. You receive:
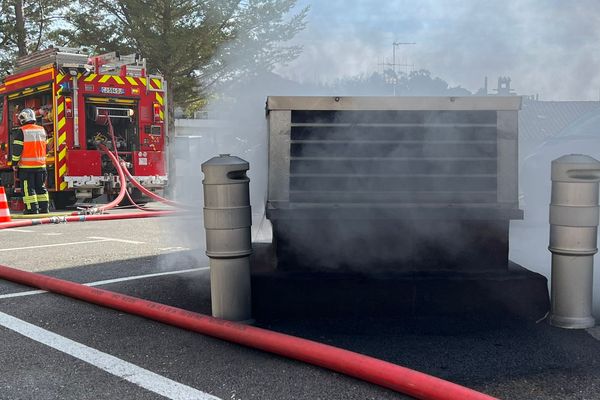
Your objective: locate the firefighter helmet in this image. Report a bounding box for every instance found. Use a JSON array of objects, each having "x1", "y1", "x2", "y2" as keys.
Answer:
[{"x1": 18, "y1": 108, "x2": 36, "y2": 125}]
